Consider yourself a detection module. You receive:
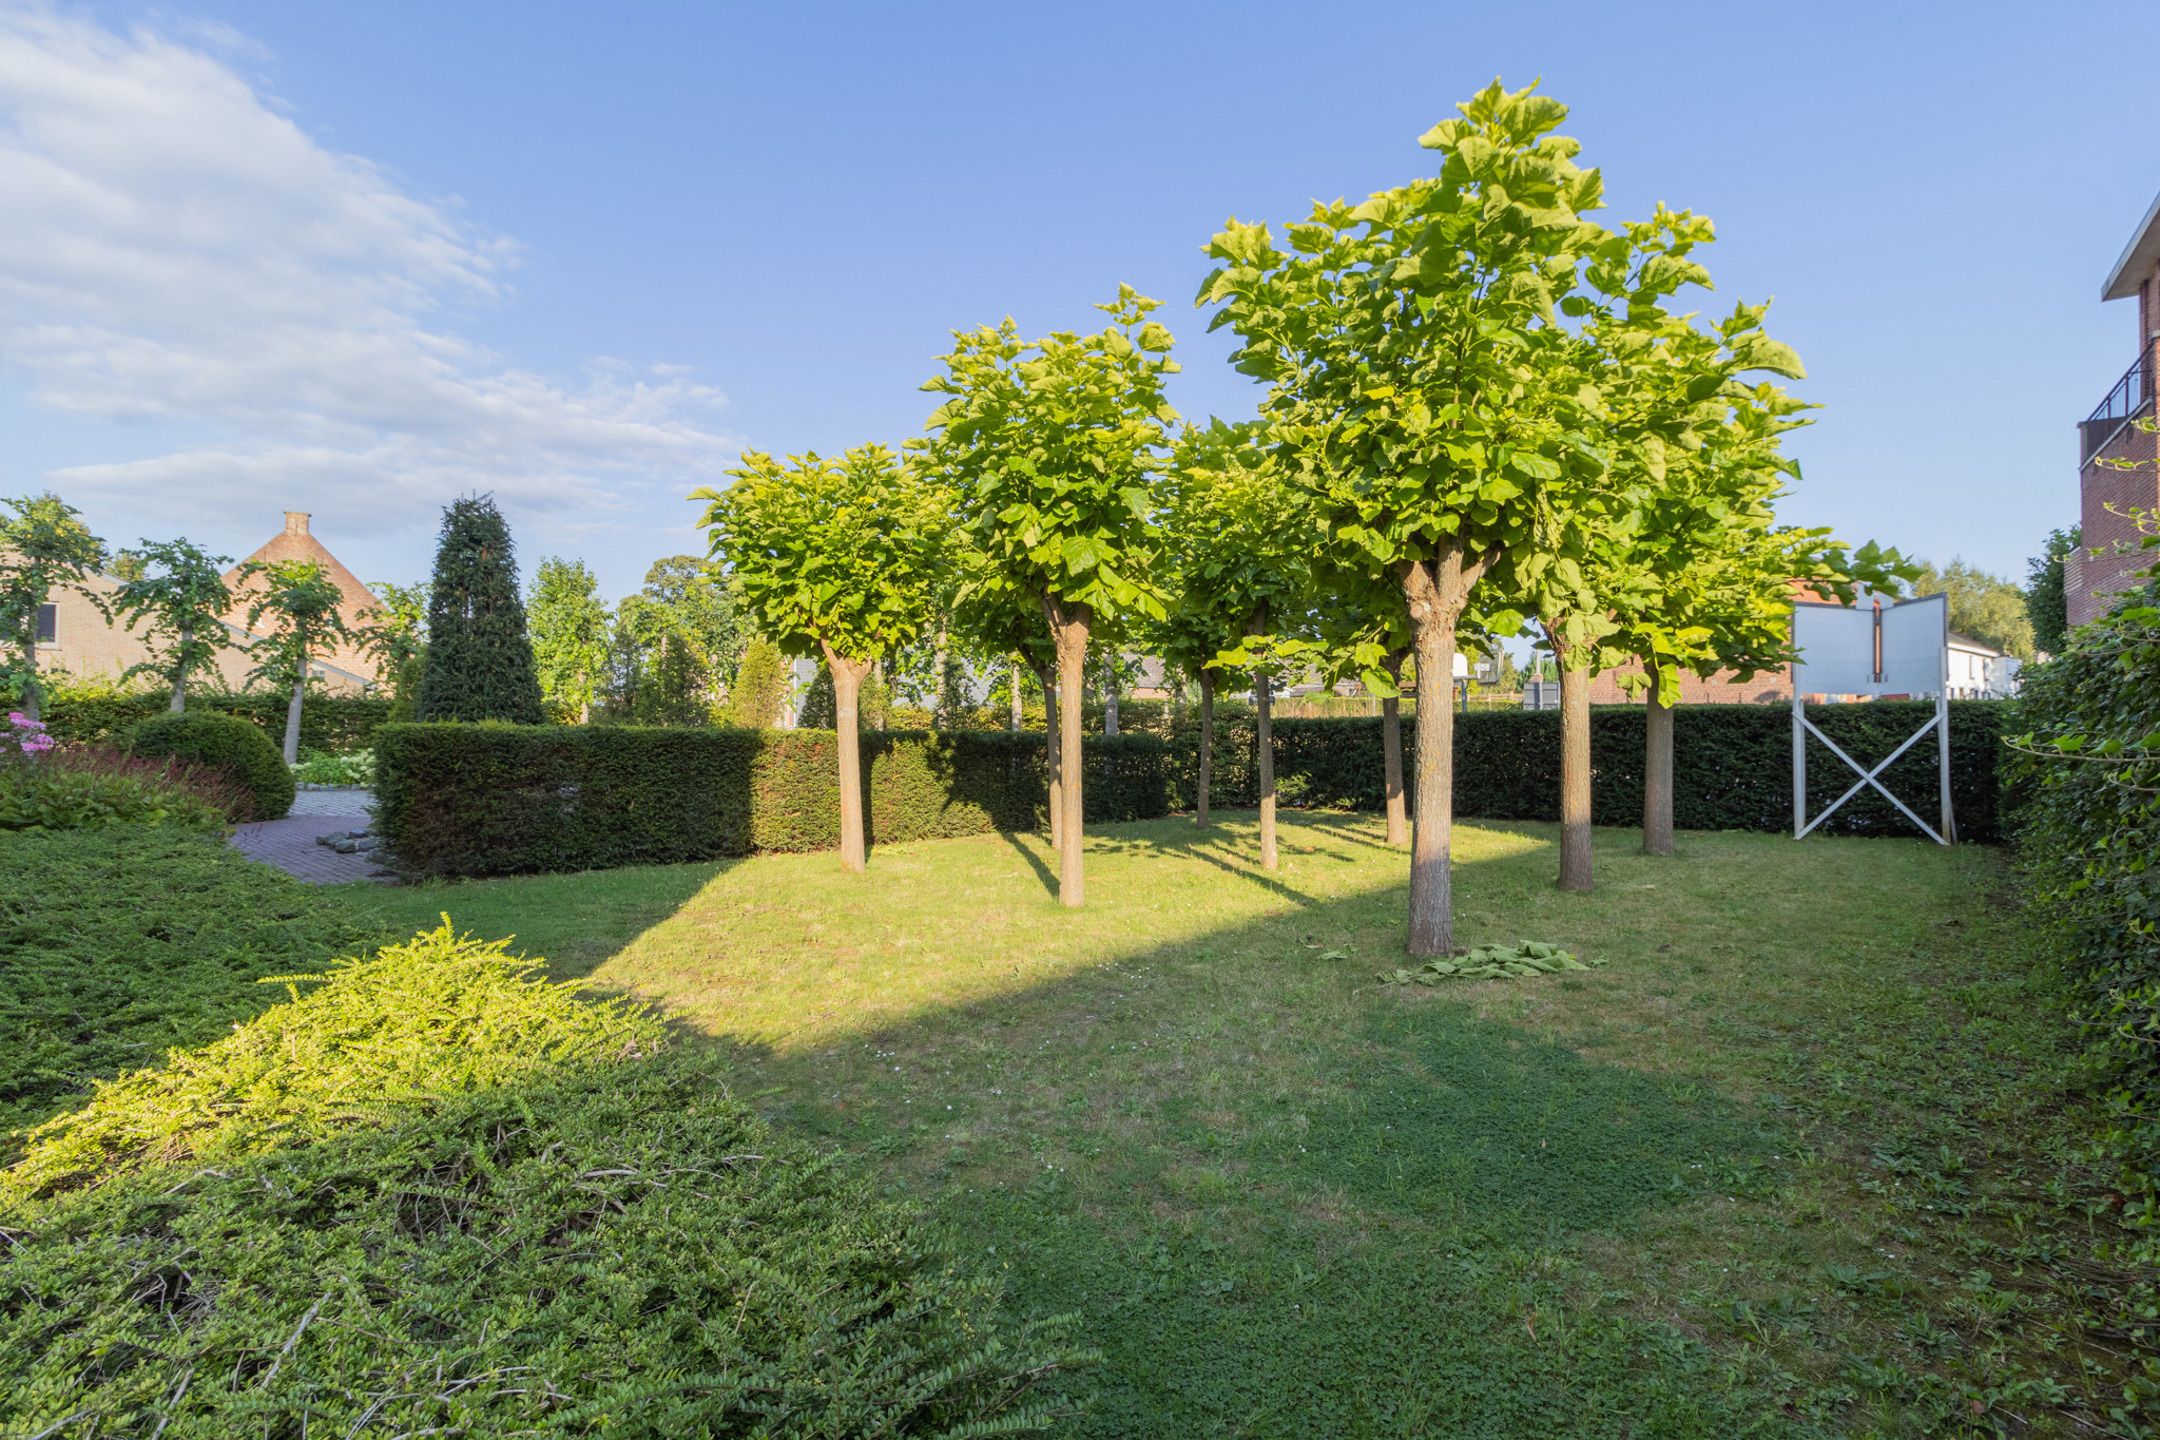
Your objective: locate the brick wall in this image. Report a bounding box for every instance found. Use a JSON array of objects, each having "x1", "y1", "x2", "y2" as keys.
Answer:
[
  {"x1": 2075, "y1": 415, "x2": 2160, "y2": 628},
  {"x1": 31, "y1": 571, "x2": 372, "y2": 696},
  {"x1": 1584, "y1": 661, "x2": 1789, "y2": 705}
]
